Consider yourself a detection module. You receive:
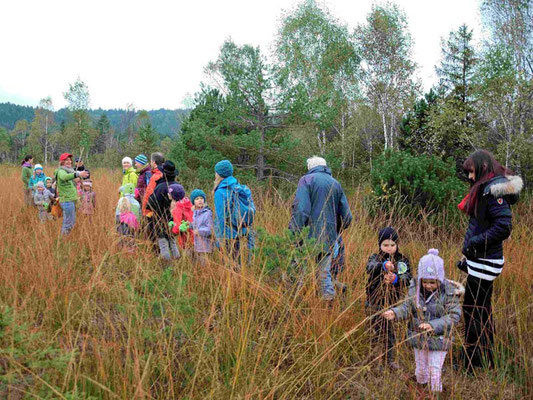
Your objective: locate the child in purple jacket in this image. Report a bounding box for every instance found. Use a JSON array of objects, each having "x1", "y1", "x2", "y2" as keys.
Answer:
[{"x1": 190, "y1": 189, "x2": 213, "y2": 266}]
